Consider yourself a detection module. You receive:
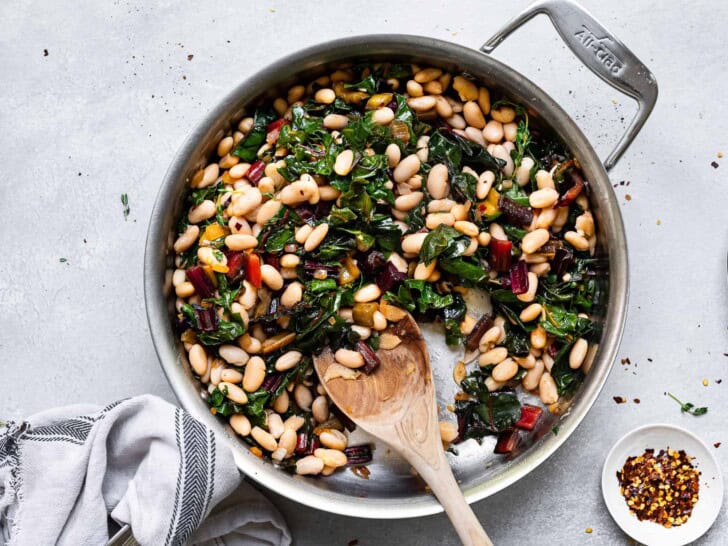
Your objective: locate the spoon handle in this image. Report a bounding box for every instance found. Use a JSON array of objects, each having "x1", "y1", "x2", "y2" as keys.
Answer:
[{"x1": 409, "y1": 447, "x2": 493, "y2": 546}]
